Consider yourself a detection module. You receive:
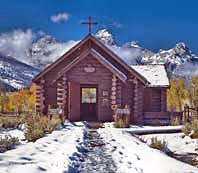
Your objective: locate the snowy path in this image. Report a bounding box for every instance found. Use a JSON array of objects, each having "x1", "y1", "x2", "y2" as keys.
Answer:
[
  {"x1": 98, "y1": 127, "x2": 198, "y2": 173},
  {"x1": 68, "y1": 128, "x2": 117, "y2": 173},
  {"x1": 0, "y1": 122, "x2": 86, "y2": 173},
  {"x1": 1, "y1": 123, "x2": 198, "y2": 173}
]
